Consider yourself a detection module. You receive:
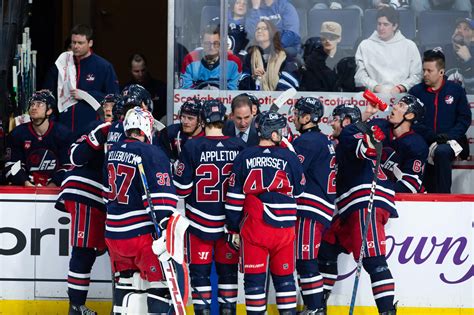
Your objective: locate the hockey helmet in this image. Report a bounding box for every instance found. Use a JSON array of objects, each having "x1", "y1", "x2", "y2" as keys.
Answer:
[
  {"x1": 294, "y1": 97, "x2": 324, "y2": 123},
  {"x1": 101, "y1": 93, "x2": 121, "y2": 106},
  {"x1": 256, "y1": 111, "x2": 287, "y2": 139},
  {"x1": 180, "y1": 99, "x2": 202, "y2": 117},
  {"x1": 28, "y1": 90, "x2": 56, "y2": 110},
  {"x1": 237, "y1": 92, "x2": 260, "y2": 109},
  {"x1": 123, "y1": 106, "x2": 154, "y2": 143},
  {"x1": 121, "y1": 84, "x2": 153, "y2": 111},
  {"x1": 332, "y1": 104, "x2": 361, "y2": 124},
  {"x1": 201, "y1": 99, "x2": 226, "y2": 124},
  {"x1": 398, "y1": 94, "x2": 425, "y2": 122}
]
